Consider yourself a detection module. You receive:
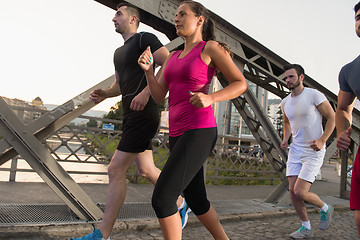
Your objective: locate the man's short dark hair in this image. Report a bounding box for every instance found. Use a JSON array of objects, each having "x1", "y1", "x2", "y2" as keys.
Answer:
[
  {"x1": 117, "y1": 2, "x2": 141, "y2": 27},
  {"x1": 283, "y1": 64, "x2": 305, "y2": 77},
  {"x1": 355, "y1": 1, "x2": 360, "y2": 14}
]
